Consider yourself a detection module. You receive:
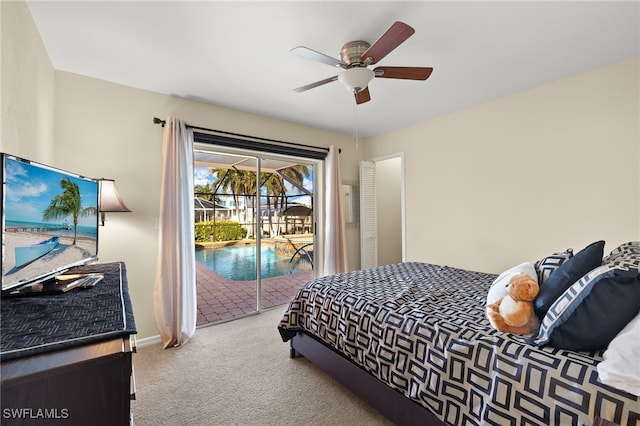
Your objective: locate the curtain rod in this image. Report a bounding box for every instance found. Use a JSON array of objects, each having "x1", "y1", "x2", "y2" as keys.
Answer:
[{"x1": 153, "y1": 117, "x2": 334, "y2": 154}]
